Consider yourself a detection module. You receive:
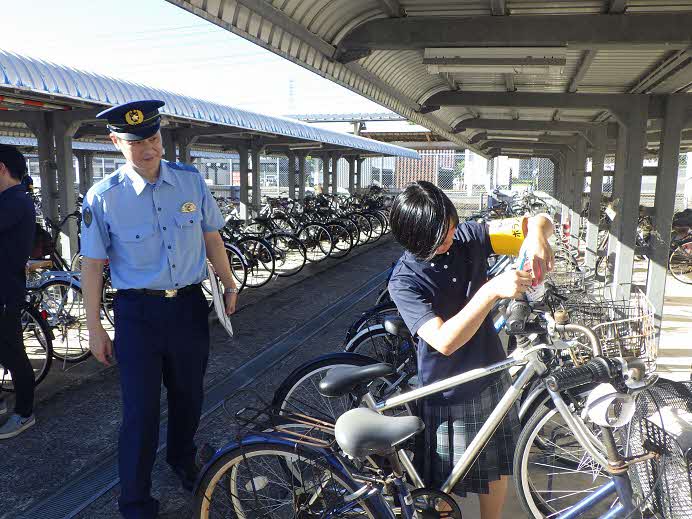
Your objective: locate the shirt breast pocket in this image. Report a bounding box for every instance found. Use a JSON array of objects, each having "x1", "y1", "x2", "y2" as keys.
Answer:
[
  {"x1": 118, "y1": 224, "x2": 161, "y2": 268},
  {"x1": 174, "y1": 211, "x2": 202, "y2": 231}
]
